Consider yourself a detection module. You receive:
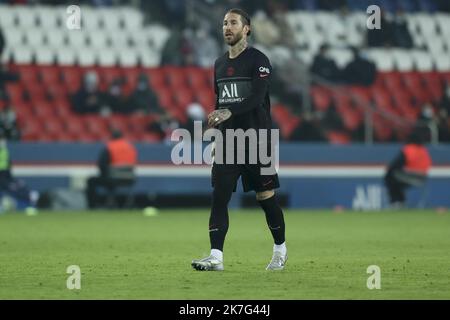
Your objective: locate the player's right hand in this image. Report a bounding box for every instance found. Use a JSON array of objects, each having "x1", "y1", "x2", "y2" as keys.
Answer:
[{"x1": 207, "y1": 109, "x2": 232, "y2": 128}]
